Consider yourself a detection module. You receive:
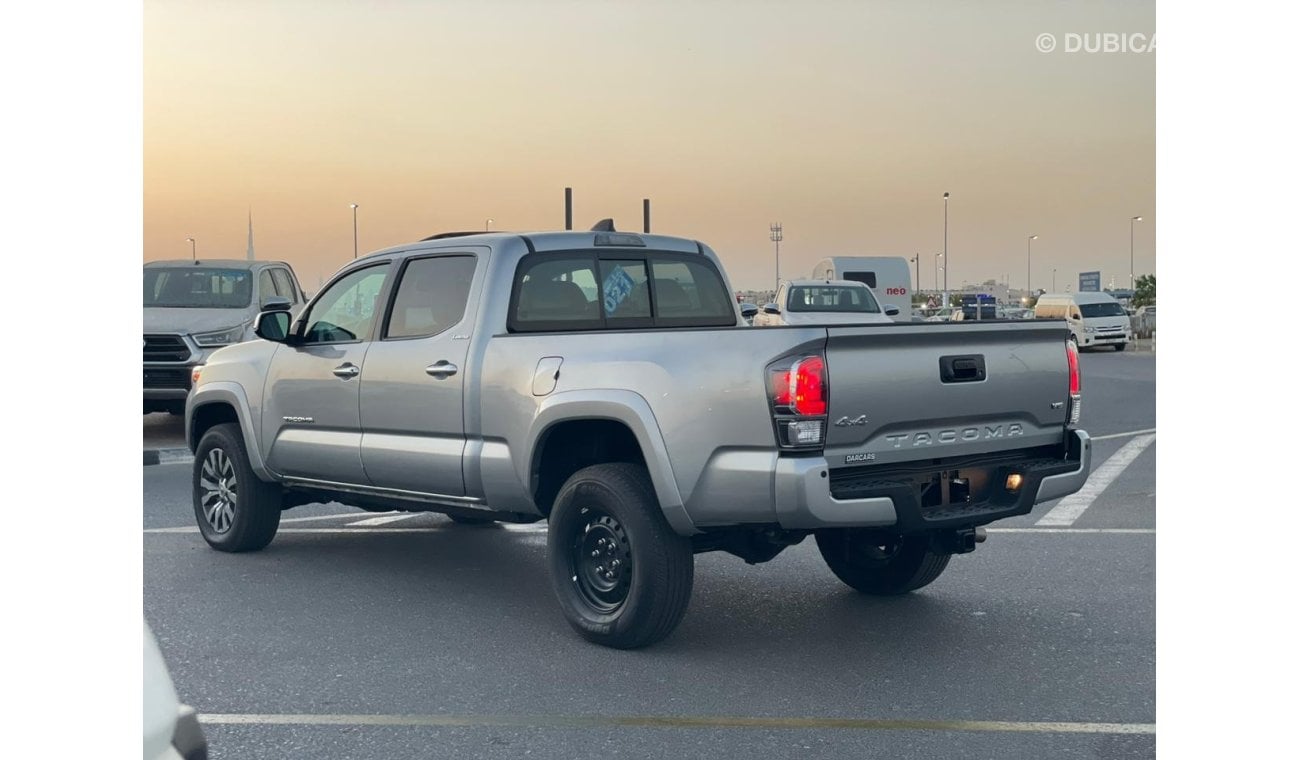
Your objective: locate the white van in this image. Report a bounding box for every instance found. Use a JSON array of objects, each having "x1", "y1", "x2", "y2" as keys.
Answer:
[
  {"x1": 811, "y1": 257, "x2": 912, "y2": 321},
  {"x1": 1034, "y1": 292, "x2": 1132, "y2": 351}
]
